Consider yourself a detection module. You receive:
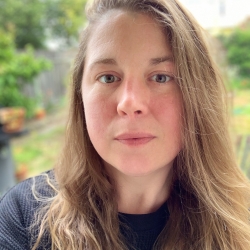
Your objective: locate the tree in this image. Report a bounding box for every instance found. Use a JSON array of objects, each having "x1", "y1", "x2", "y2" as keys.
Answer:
[
  {"x1": 0, "y1": 0, "x2": 46, "y2": 49},
  {"x1": 0, "y1": 0, "x2": 87, "y2": 49},
  {"x1": 220, "y1": 19, "x2": 250, "y2": 78},
  {"x1": 45, "y1": 0, "x2": 87, "y2": 46},
  {"x1": 0, "y1": 30, "x2": 51, "y2": 117}
]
